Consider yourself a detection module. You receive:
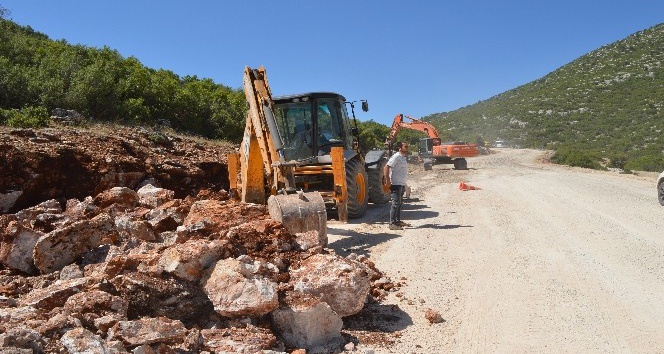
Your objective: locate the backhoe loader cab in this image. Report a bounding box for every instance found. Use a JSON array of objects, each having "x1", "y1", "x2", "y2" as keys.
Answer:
[
  {"x1": 273, "y1": 93, "x2": 354, "y2": 162},
  {"x1": 270, "y1": 92, "x2": 389, "y2": 219}
]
